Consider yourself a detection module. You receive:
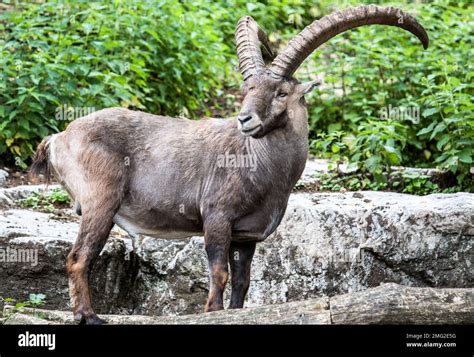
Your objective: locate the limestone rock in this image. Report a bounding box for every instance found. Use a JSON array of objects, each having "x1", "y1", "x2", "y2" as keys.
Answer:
[
  {"x1": 0, "y1": 169, "x2": 8, "y2": 188},
  {"x1": 0, "y1": 184, "x2": 472, "y2": 316}
]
